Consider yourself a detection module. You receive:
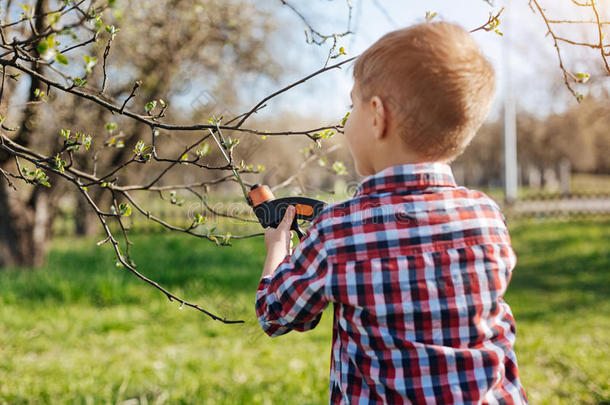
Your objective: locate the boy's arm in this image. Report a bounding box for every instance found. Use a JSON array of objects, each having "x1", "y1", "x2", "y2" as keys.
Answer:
[
  {"x1": 255, "y1": 206, "x2": 330, "y2": 337},
  {"x1": 260, "y1": 206, "x2": 296, "y2": 279}
]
